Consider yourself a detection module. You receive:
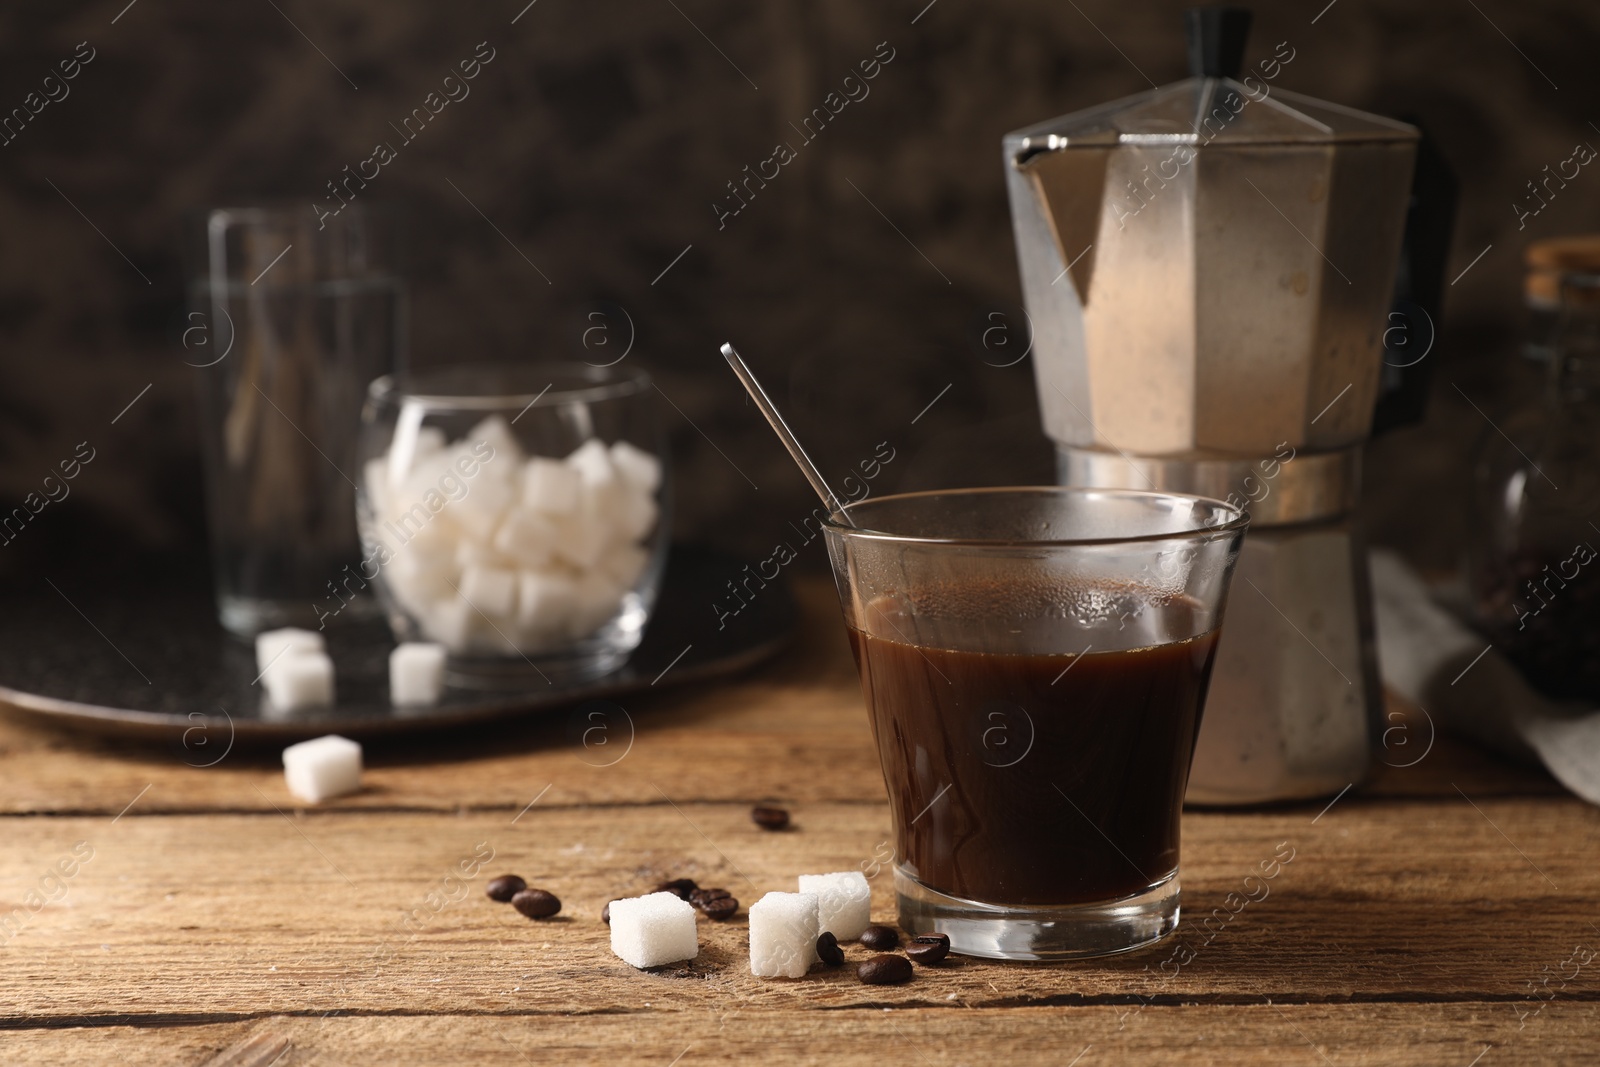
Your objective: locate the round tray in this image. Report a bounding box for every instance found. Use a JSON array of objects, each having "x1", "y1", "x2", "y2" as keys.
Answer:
[{"x1": 0, "y1": 546, "x2": 795, "y2": 744}]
